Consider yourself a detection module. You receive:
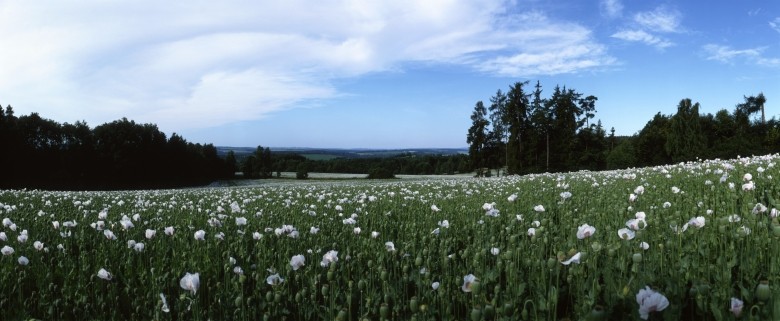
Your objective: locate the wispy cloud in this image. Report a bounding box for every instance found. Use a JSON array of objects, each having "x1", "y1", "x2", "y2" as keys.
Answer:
[
  {"x1": 600, "y1": 0, "x2": 623, "y2": 18},
  {"x1": 633, "y1": 6, "x2": 682, "y2": 33},
  {"x1": 611, "y1": 30, "x2": 673, "y2": 49},
  {"x1": 0, "y1": 0, "x2": 614, "y2": 132},
  {"x1": 610, "y1": 5, "x2": 681, "y2": 50},
  {"x1": 770, "y1": 17, "x2": 780, "y2": 33},
  {"x1": 703, "y1": 44, "x2": 779, "y2": 67}
]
